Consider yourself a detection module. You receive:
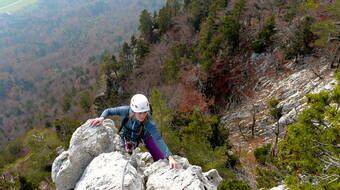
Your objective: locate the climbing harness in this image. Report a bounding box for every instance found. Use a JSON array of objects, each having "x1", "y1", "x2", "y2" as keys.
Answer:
[{"x1": 123, "y1": 135, "x2": 139, "y2": 155}]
